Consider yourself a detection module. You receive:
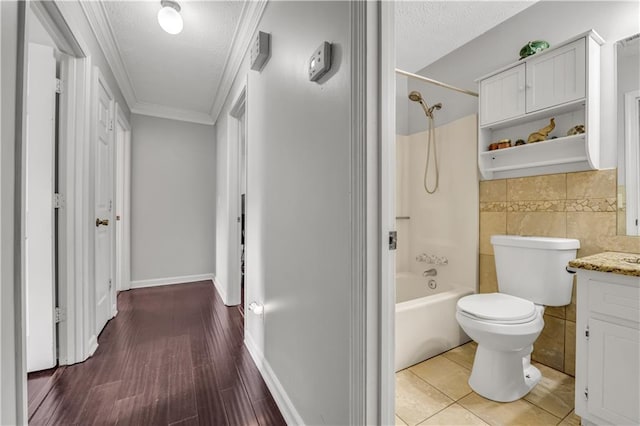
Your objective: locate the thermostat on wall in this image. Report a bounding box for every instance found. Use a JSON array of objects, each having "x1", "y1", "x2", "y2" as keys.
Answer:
[
  {"x1": 250, "y1": 31, "x2": 271, "y2": 72},
  {"x1": 308, "y1": 41, "x2": 332, "y2": 82}
]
